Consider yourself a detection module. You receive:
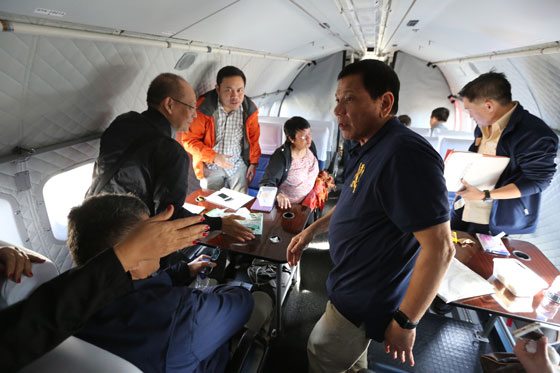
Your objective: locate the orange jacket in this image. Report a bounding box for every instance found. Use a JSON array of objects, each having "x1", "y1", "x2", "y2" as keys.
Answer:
[{"x1": 180, "y1": 90, "x2": 261, "y2": 180}]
